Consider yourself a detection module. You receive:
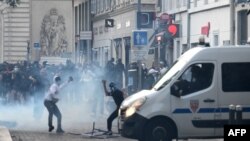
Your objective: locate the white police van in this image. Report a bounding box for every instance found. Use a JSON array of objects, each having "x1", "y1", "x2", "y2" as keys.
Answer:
[{"x1": 118, "y1": 47, "x2": 250, "y2": 141}]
